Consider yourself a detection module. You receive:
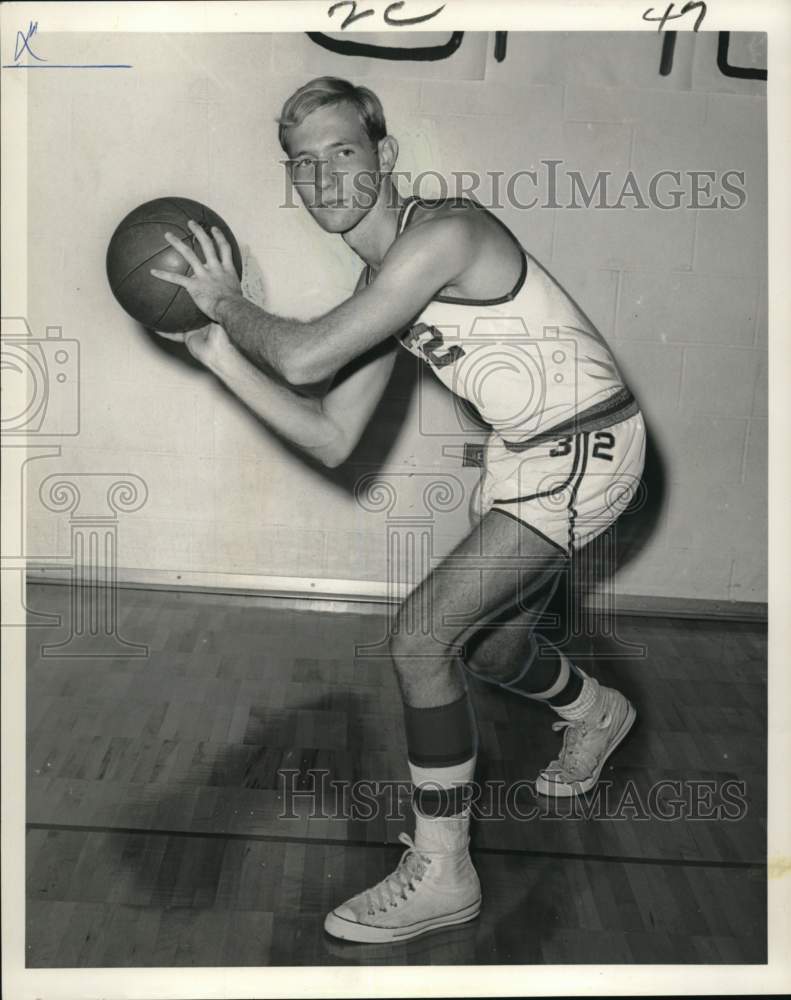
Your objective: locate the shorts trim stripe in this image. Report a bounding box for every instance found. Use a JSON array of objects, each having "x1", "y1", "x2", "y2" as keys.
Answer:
[
  {"x1": 492, "y1": 433, "x2": 583, "y2": 504},
  {"x1": 567, "y1": 432, "x2": 590, "y2": 550},
  {"x1": 503, "y1": 388, "x2": 639, "y2": 452},
  {"x1": 488, "y1": 506, "x2": 570, "y2": 557}
]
